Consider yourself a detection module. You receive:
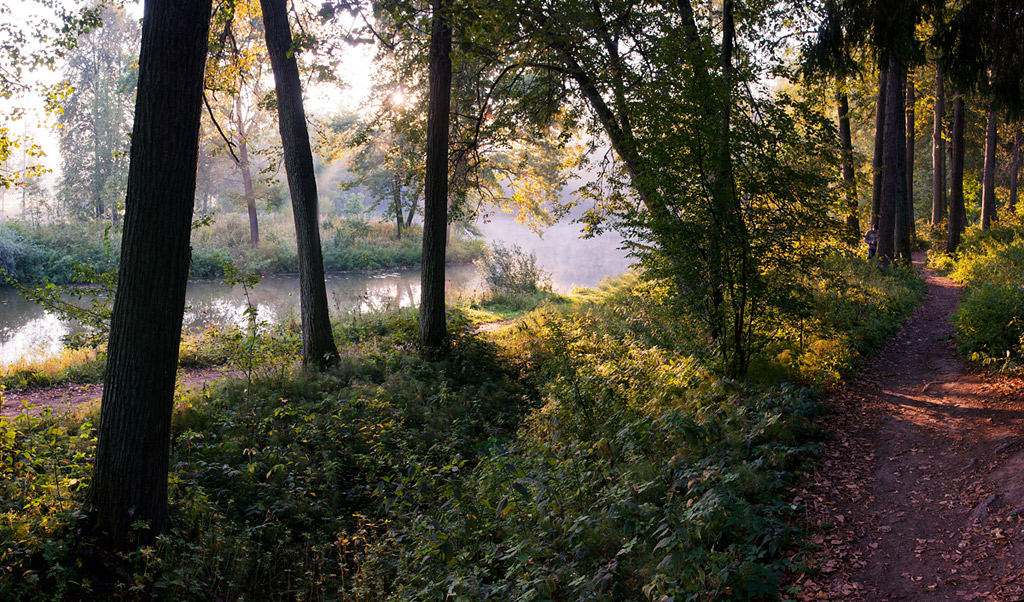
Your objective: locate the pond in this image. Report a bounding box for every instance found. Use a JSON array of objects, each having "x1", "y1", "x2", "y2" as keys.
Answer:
[{"x1": 0, "y1": 220, "x2": 631, "y2": 368}]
